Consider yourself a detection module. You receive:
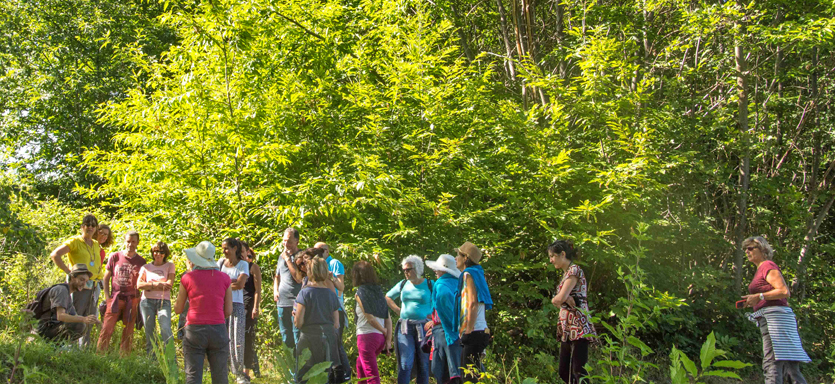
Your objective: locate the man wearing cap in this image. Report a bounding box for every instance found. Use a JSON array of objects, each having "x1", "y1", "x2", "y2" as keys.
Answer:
[
  {"x1": 36, "y1": 264, "x2": 102, "y2": 341},
  {"x1": 273, "y1": 227, "x2": 304, "y2": 350},
  {"x1": 176, "y1": 241, "x2": 233, "y2": 384},
  {"x1": 98, "y1": 230, "x2": 146, "y2": 354},
  {"x1": 425, "y1": 254, "x2": 463, "y2": 384}
]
